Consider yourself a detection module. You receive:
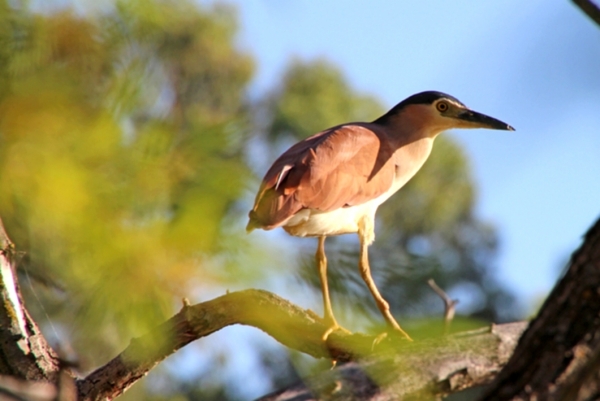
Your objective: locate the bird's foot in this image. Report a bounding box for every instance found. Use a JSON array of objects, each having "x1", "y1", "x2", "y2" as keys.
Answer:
[{"x1": 322, "y1": 322, "x2": 351, "y2": 342}]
